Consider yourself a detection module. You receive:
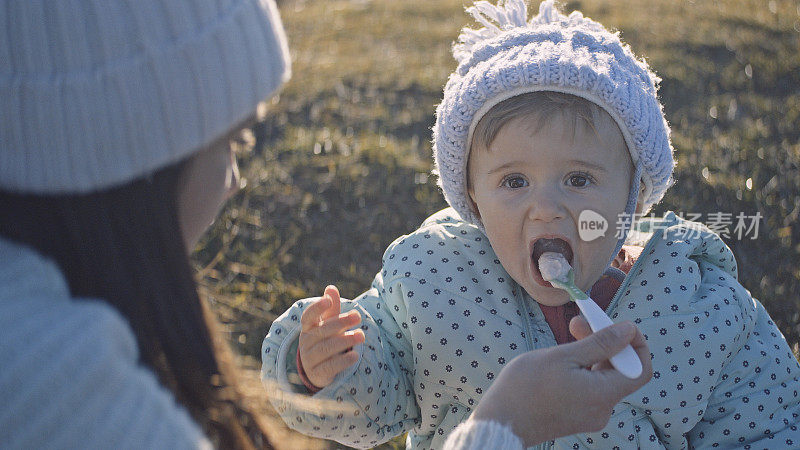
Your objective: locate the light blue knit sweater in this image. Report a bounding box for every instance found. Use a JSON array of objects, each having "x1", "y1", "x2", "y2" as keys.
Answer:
[{"x1": 0, "y1": 237, "x2": 210, "y2": 449}]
